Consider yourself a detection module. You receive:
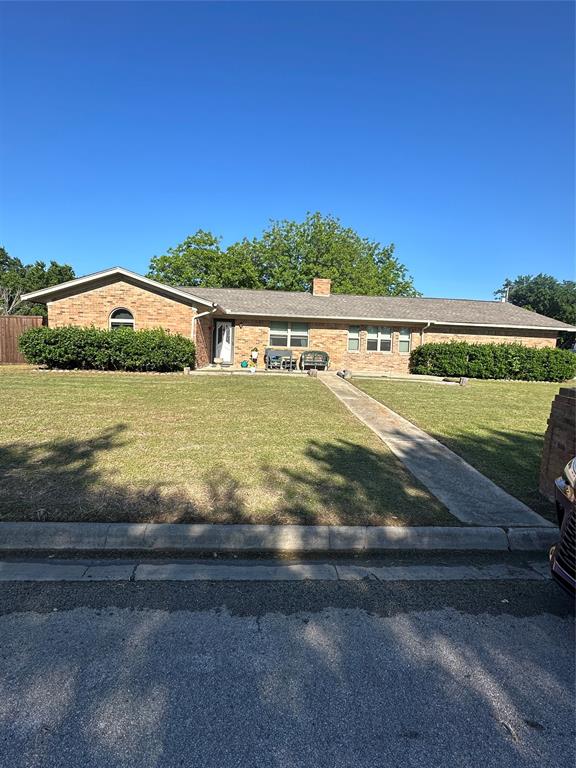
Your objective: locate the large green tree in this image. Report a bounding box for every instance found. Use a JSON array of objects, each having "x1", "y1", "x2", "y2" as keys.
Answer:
[
  {"x1": 495, "y1": 274, "x2": 576, "y2": 346},
  {"x1": 148, "y1": 230, "x2": 260, "y2": 288},
  {"x1": 0, "y1": 247, "x2": 75, "y2": 315},
  {"x1": 148, "y1": 213, "x2": 419, "y2": 296}
]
